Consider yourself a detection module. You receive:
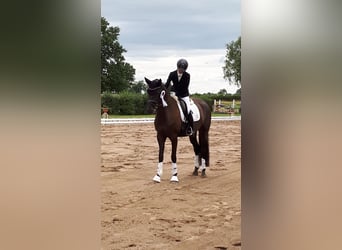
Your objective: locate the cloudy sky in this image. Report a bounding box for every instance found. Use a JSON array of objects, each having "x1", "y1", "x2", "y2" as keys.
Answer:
[{"x1": 101, "y1": 0, "x2": 240, "y2": 94}]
